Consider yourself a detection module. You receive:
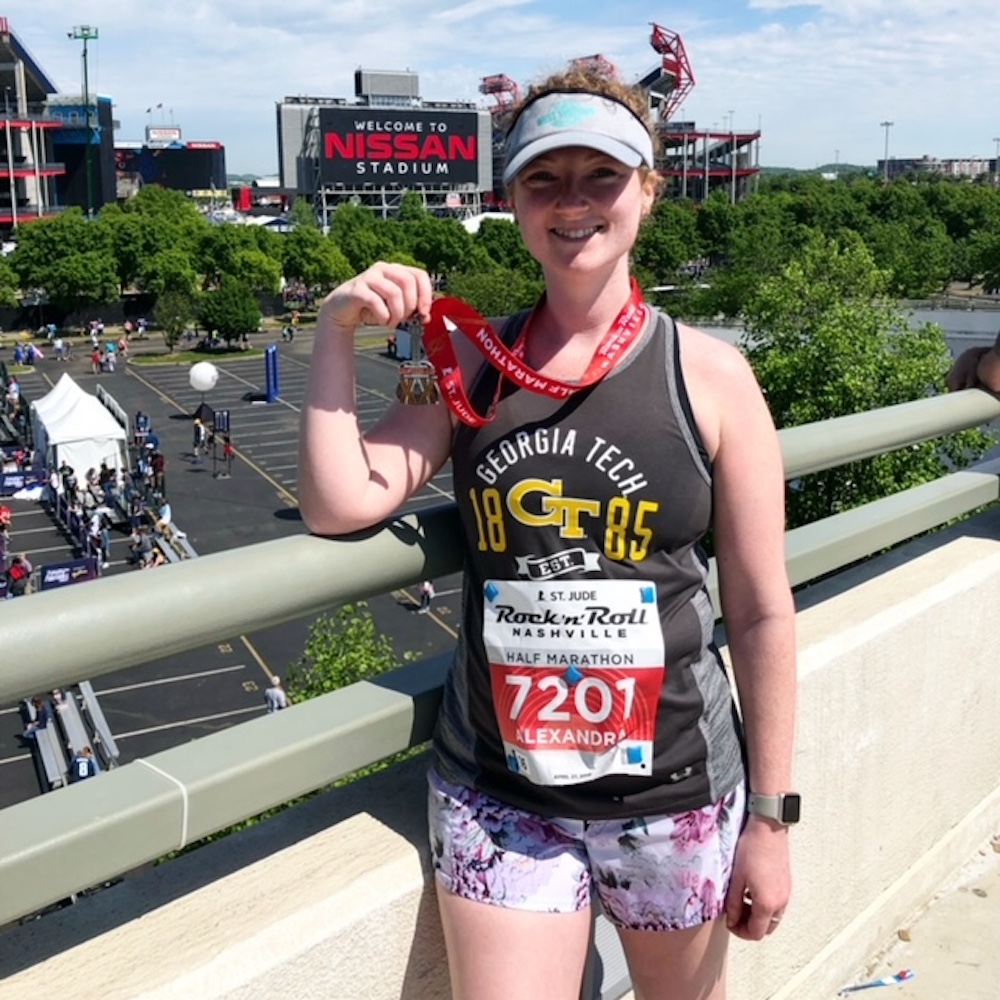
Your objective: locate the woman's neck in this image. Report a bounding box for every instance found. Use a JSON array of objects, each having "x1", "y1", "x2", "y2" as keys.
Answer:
[
  {"x1": 523, "y1": 265, "x2": 642, "y2": 379},
  {"x1": 535, "y1": 265, "x2": 635, "y2": 344}
]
